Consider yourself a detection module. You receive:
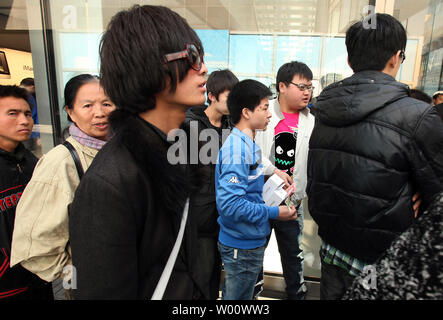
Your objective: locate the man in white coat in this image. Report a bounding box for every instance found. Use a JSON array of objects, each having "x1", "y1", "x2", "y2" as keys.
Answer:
[{"x1": 255, "y1": 61, "x2": 315, "y2": 299}]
